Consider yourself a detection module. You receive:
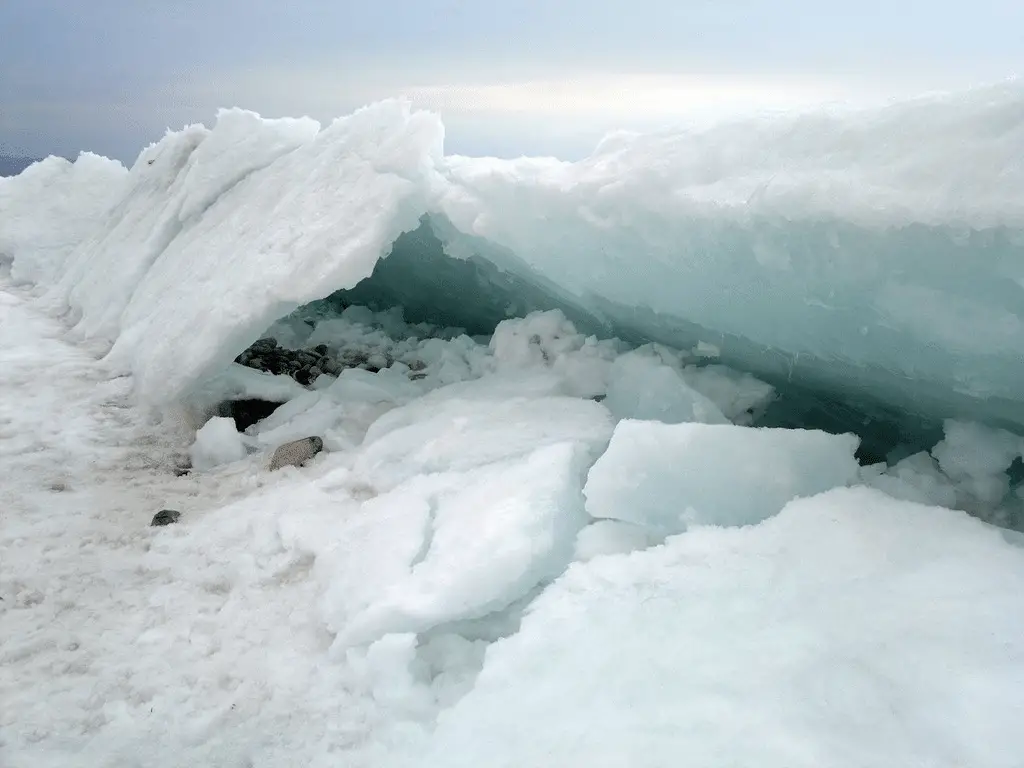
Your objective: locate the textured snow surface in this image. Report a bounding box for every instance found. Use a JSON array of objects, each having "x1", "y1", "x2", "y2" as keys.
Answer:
[
  {"x1": 402, "y1": 487, "x2": 1024, "y2": 768},
  {"x1": 4, "y1": 279, "x2": 1024, "y2": 767},
  {"x1": 1, "y1": 86, "x2": 1023, "y2": 429}
]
